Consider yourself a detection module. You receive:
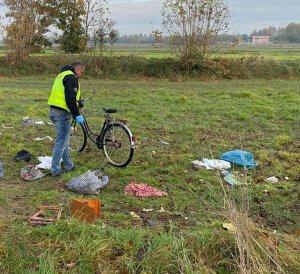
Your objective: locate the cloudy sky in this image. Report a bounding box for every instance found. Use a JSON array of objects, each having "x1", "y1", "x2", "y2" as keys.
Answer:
[
  {"x1": 110, "y1": 0, "x2": 300, "y2": 34},
  {"x1": 0, "y1": 0, "x2": 299, "y2": 35}
]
